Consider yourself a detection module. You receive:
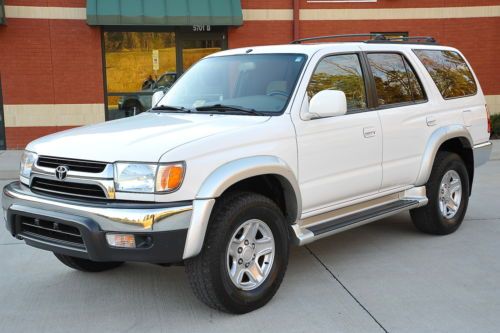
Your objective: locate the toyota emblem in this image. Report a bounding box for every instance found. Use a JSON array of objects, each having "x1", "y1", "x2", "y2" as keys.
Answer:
[{"x1": 55, "y1": 165, "x2": 69, "y2": 180}]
